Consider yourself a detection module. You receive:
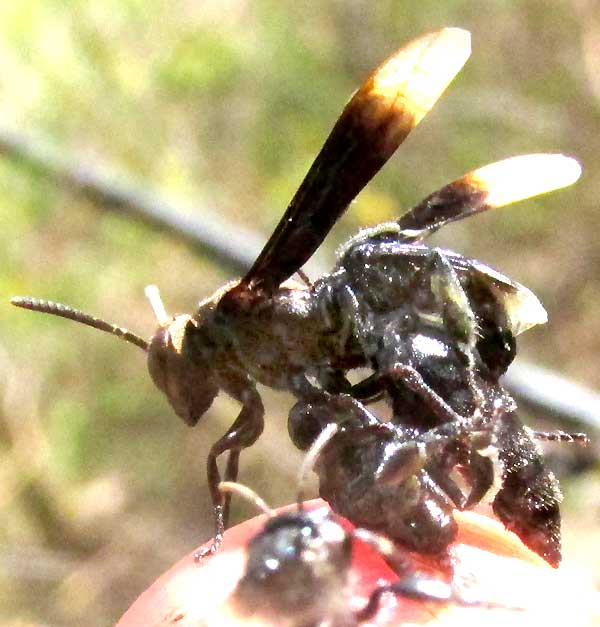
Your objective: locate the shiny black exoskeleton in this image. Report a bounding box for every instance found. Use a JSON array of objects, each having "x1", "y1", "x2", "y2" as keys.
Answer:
[
  {"x1": 224, "y1": 482, "x2": 498, "y2": 626},
  {"x1": 288, "y1": 300, "x2": 571, "y2": 567},
  {"x1": 11, "y1": 29, "x2": 583, "y2": 564}
]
